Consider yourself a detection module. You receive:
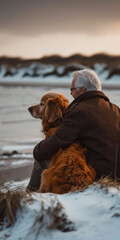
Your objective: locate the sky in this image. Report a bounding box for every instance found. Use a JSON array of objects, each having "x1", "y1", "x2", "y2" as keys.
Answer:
[{"x1": 0, "y1": 0, "x2": 120, "y2": 58}]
